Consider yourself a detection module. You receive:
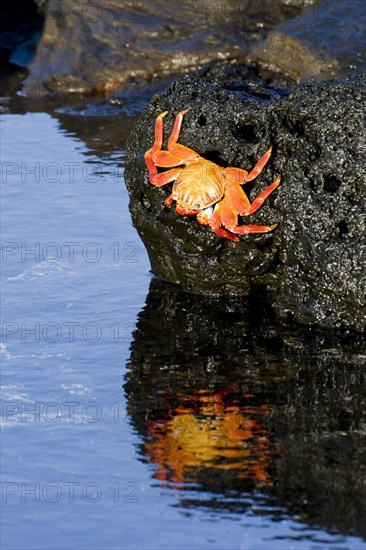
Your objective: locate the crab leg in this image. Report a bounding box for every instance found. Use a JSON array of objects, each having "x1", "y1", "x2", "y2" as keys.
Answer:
[
  {"x1": 154, "y1": 146, "x2": 198, "y2": 167},
  {"x1": 223, "y1": 147, "x2": 273, "y2": 186},
  {"x1": 144, "y1": 153, "x2": 159, "y2": 182},
  {"x1": 224, "y1": 178, "x2": 251, "y2": 212},
  {"x1": 242, "y1": 176, "x2": 281, "y2": 216},
  {"x1": 168, "y1": 109, "x2": 190, "y2": 148},
  {"x1": 150, "y1": 167, "x2": 183, "y2": 188},
  {"x1": 197, "y1": 190, "x2": 278, "y2": 240},
  {"x1": 197, "y1": 204, "x2": 239, "y2": 242},
  {"x1": 144, "y1": 111, "x2": 168, "y2": 181},
  {"x1": 245, "y1": 146, "x2": 273, "y2": 182},
  {"x1": 145, "y1": 110, "x2": 198, "y2": 177},
  {"x1": 225, "y1": 171, "x2": 281, "y2": 216},
  {"x1": 223, "y1": 167, "x2": 249, "y2": 186},
  {"x1": 227, "y1": 222, "x2": 277, "y2": 235},
  {"x1": 221, "y1": 192, "x2": 277, "y2": 234},
  {"x1": 151, "y1": 111, "x2": 168, "y2": 155},
  {"x1": 164, "y1": 194, "x2": 174, "y2": 206}
]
